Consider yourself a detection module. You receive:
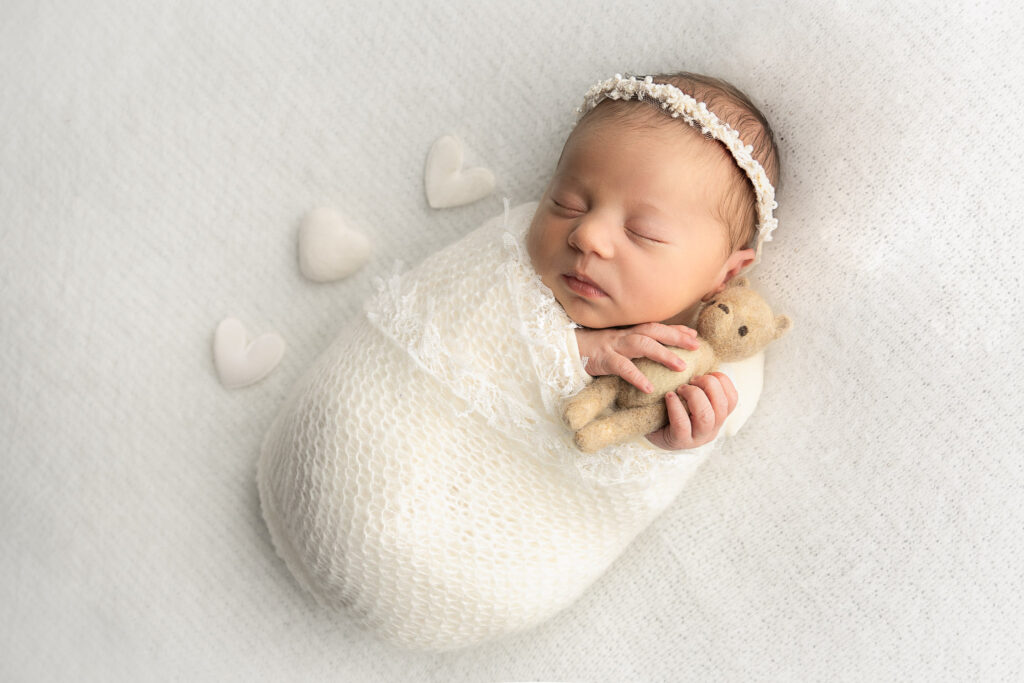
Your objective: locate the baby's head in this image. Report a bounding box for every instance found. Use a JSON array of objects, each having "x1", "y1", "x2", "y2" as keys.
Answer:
[{"x1": 527, "y1": 72, "x2": 781, "y2": 329}]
